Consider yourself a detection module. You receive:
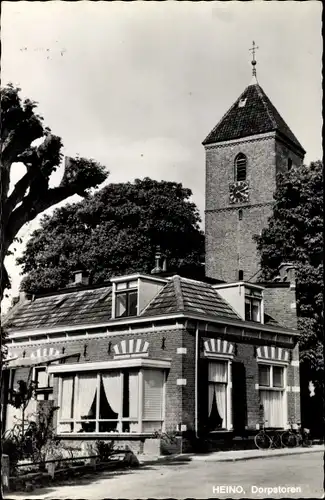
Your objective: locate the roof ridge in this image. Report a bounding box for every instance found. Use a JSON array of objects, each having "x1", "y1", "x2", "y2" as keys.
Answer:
[
  {"x1": 173, "y1": 276, "x2": 185, "y2": 311},
  {"x1": 255, "y1": 84, "x2": 277, "y2": 130},
  {"x1": 178, "y1": 276, "x2": 210, "y2": 287}
]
